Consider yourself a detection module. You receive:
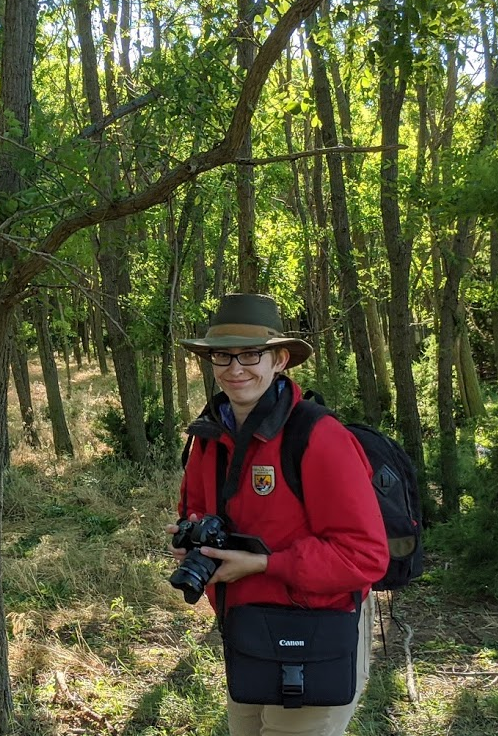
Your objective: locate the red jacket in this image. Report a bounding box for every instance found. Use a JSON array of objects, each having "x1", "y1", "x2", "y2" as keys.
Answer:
[{"x1": 179, "y1": 378, "x2": 389, "y2": 613}]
